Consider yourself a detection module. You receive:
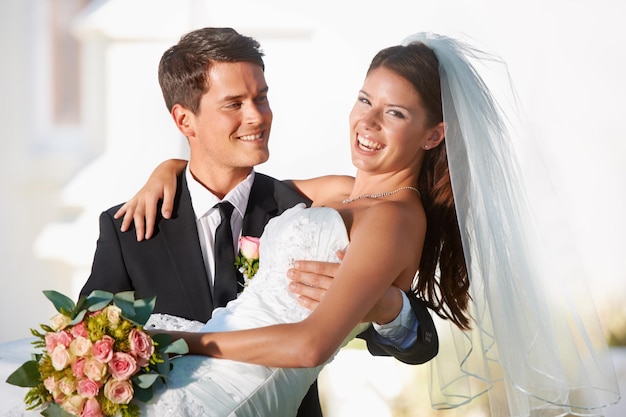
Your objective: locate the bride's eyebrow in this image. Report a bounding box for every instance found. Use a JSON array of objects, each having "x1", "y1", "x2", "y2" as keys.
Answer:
[{"x1": 358, "y1": 90, "x2": 411, "y2": 111}]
